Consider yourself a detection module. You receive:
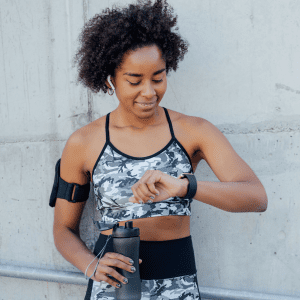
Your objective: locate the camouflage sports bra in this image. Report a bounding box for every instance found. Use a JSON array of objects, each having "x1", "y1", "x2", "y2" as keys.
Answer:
[{"x1": 92, "y1": 107, "x2": 193, "y2": 230}]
